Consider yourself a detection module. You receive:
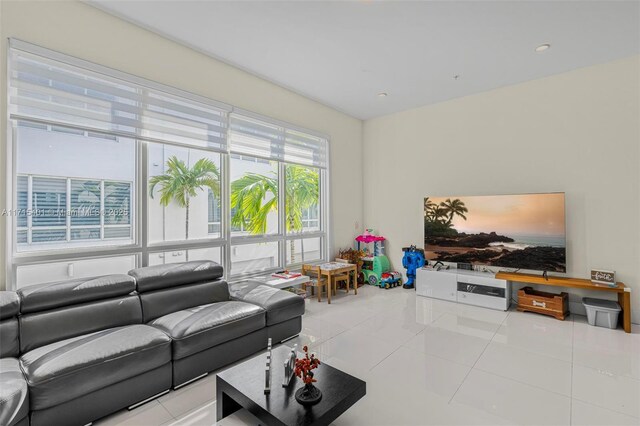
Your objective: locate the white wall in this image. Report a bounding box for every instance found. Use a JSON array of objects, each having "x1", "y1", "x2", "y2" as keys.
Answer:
[
  {"x1": 363, "y1": 56, "x2": 640, "y2": 323},
  {"x1": 0, "y1": 0, "x2": 364, "y2": 289}
]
